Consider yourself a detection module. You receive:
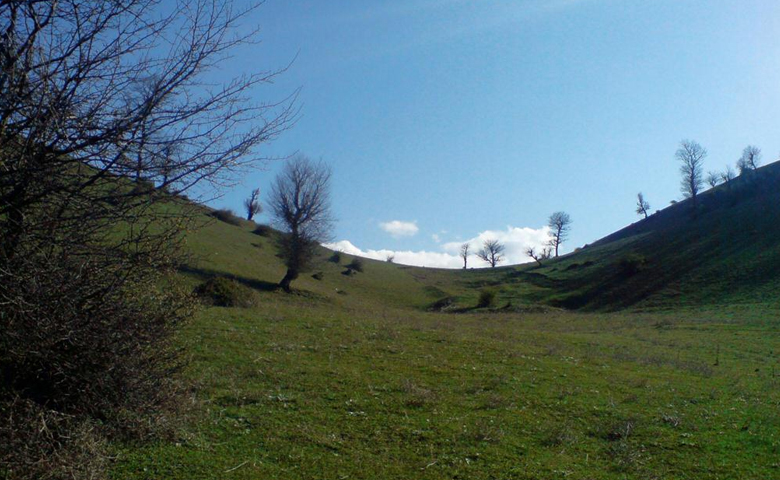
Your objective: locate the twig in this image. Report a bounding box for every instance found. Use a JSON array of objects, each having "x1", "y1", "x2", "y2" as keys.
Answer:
[{"x1": 225, "y1": 460, "x2": 248, "y2": 473}]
